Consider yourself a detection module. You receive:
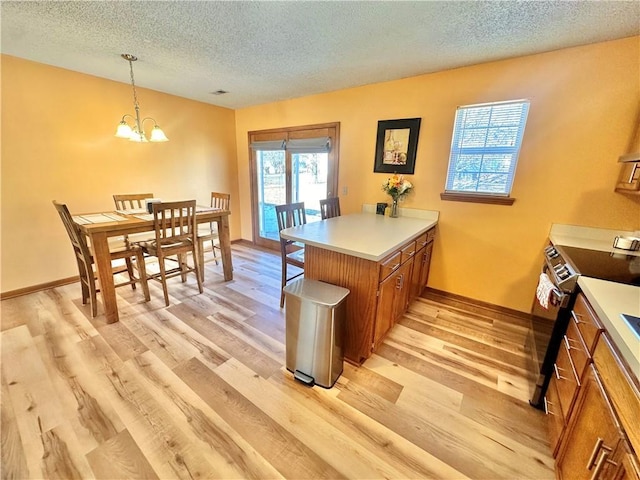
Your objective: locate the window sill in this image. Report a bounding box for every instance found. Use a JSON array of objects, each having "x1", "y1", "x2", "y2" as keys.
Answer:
[{"x1": 440, "y1": 192, "x2": 515, "y2": 205}]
